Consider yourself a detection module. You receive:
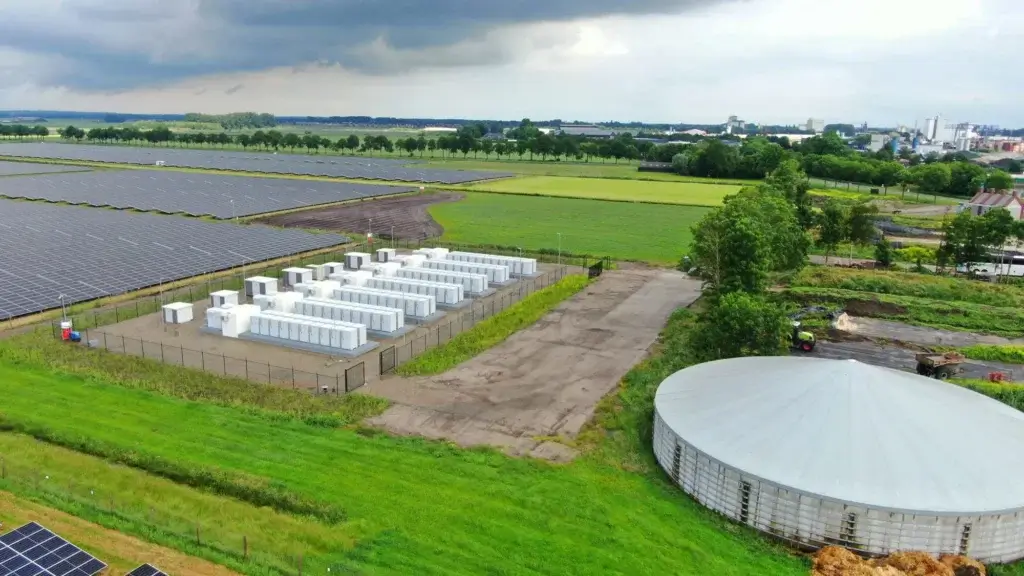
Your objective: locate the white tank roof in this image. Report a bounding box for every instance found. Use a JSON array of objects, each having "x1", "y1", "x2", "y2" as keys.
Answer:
[{"x1": 655, "y1": 356, "x2": 1024, "y2": 514}]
